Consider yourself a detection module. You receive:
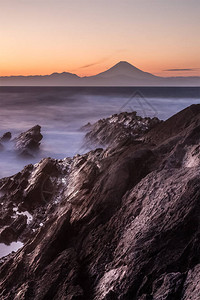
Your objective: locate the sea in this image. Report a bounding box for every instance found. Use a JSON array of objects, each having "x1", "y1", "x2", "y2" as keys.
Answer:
[{"x1": 0, "y1": 86, "x2": 200, "y2": 178}]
